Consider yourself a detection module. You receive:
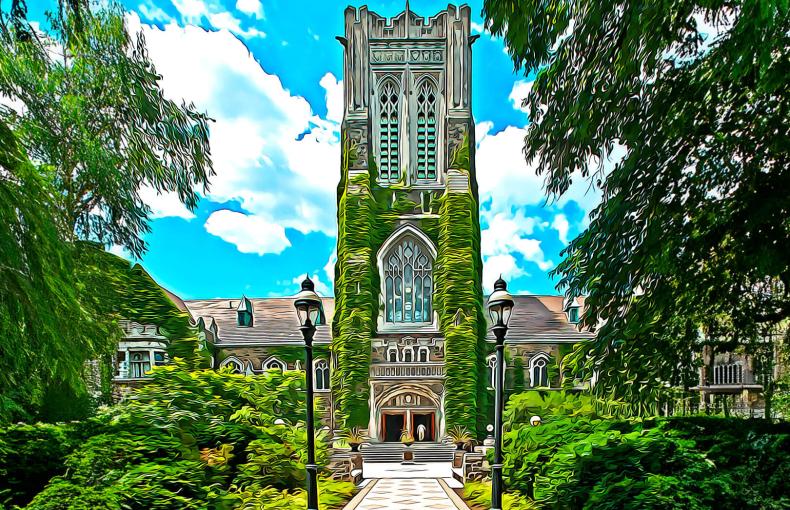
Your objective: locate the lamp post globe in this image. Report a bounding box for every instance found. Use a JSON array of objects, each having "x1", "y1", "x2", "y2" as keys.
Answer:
[
  {"x1": 293, "y1": 275, "x2": 322, "y2": 510},
  {"x1": 487, "y1": 276, "x2": 514, "y2": 510}
]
